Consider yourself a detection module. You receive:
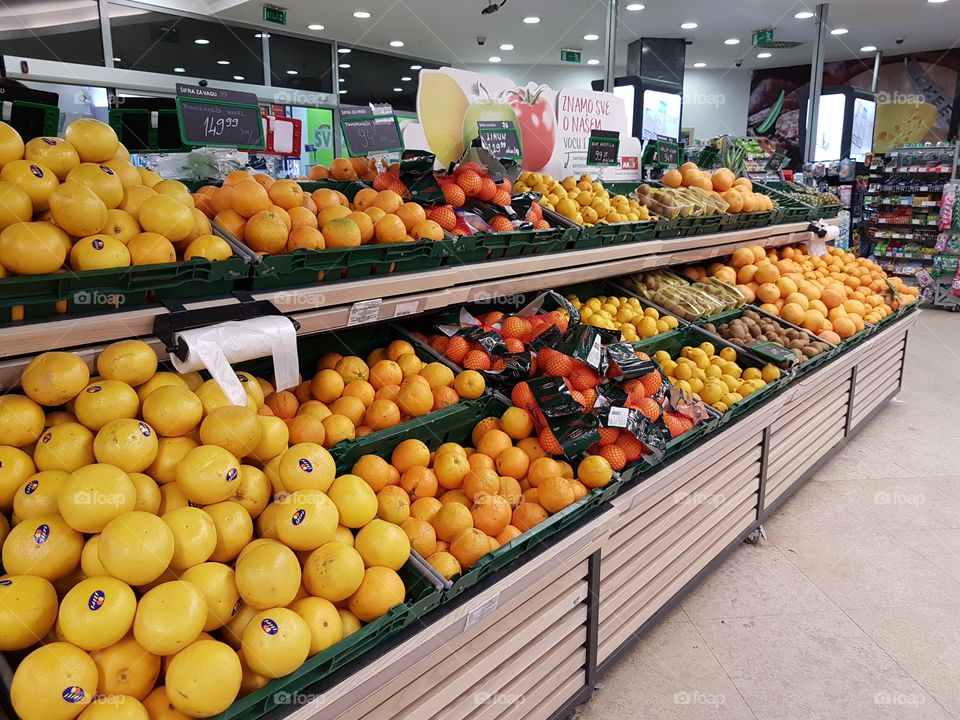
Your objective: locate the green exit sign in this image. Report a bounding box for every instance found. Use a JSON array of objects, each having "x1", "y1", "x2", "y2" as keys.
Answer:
[
  {"x1": 561, "y1": 48, "x2": 582, "y2": 63},
  {"x1": 262, "y1": 4, "x2": 287, "y2": 25},
  {"x1": 752, "y1": 28, "x2": 774, "y2": 47}
]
